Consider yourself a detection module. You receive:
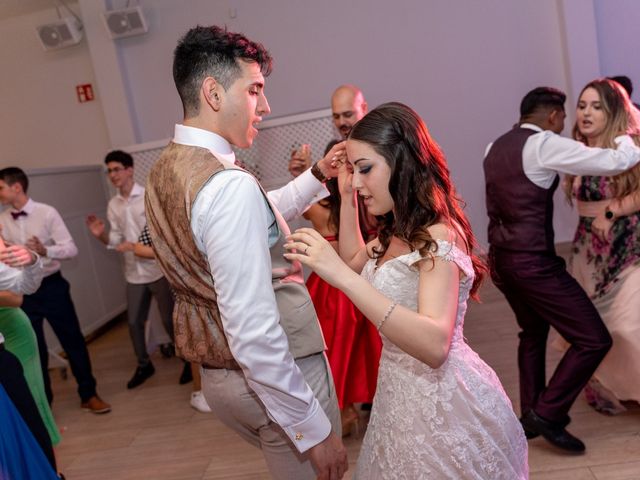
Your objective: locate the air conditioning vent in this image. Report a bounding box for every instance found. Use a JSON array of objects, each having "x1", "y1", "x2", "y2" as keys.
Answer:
[
  {"x1": 36, "y1": 17, "x2": 83, "y2": 51},
  {"x1": 103, "y1": 6, "x2": 148, "y2": 39}
]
